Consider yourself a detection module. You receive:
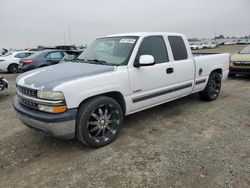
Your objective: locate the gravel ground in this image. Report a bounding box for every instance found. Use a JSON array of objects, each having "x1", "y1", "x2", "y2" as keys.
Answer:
[{"x1": 0, "y1": 46, "x2": 250, "y2": 187}]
